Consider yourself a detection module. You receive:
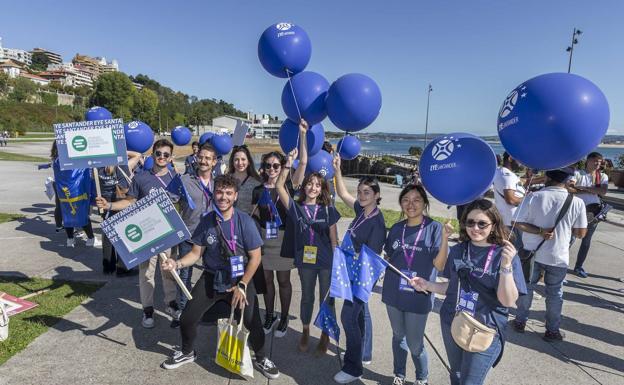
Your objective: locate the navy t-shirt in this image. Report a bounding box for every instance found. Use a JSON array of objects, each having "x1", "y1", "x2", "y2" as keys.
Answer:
[
  {"x1": 97, "y1": 165, "x2": 131, "y2": 202},
  {"x1": 382, "y1": 217, "x2": 443, "y2": 313},
  {"x1": 287, "y1": 201, "x2": 340, "y2": 269},
  {"x1": 347, "y1": 202, "x2": 387, "y2": 254},
  {"x1": 440, "y1": 242, "x2": 527, "y2": 329},
  {"x1": 191, "y1": 209, "x2": 263, "y2": 272},
  {"x1": 128, "y1": 169, "x2": 175, "y2": 200}
]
